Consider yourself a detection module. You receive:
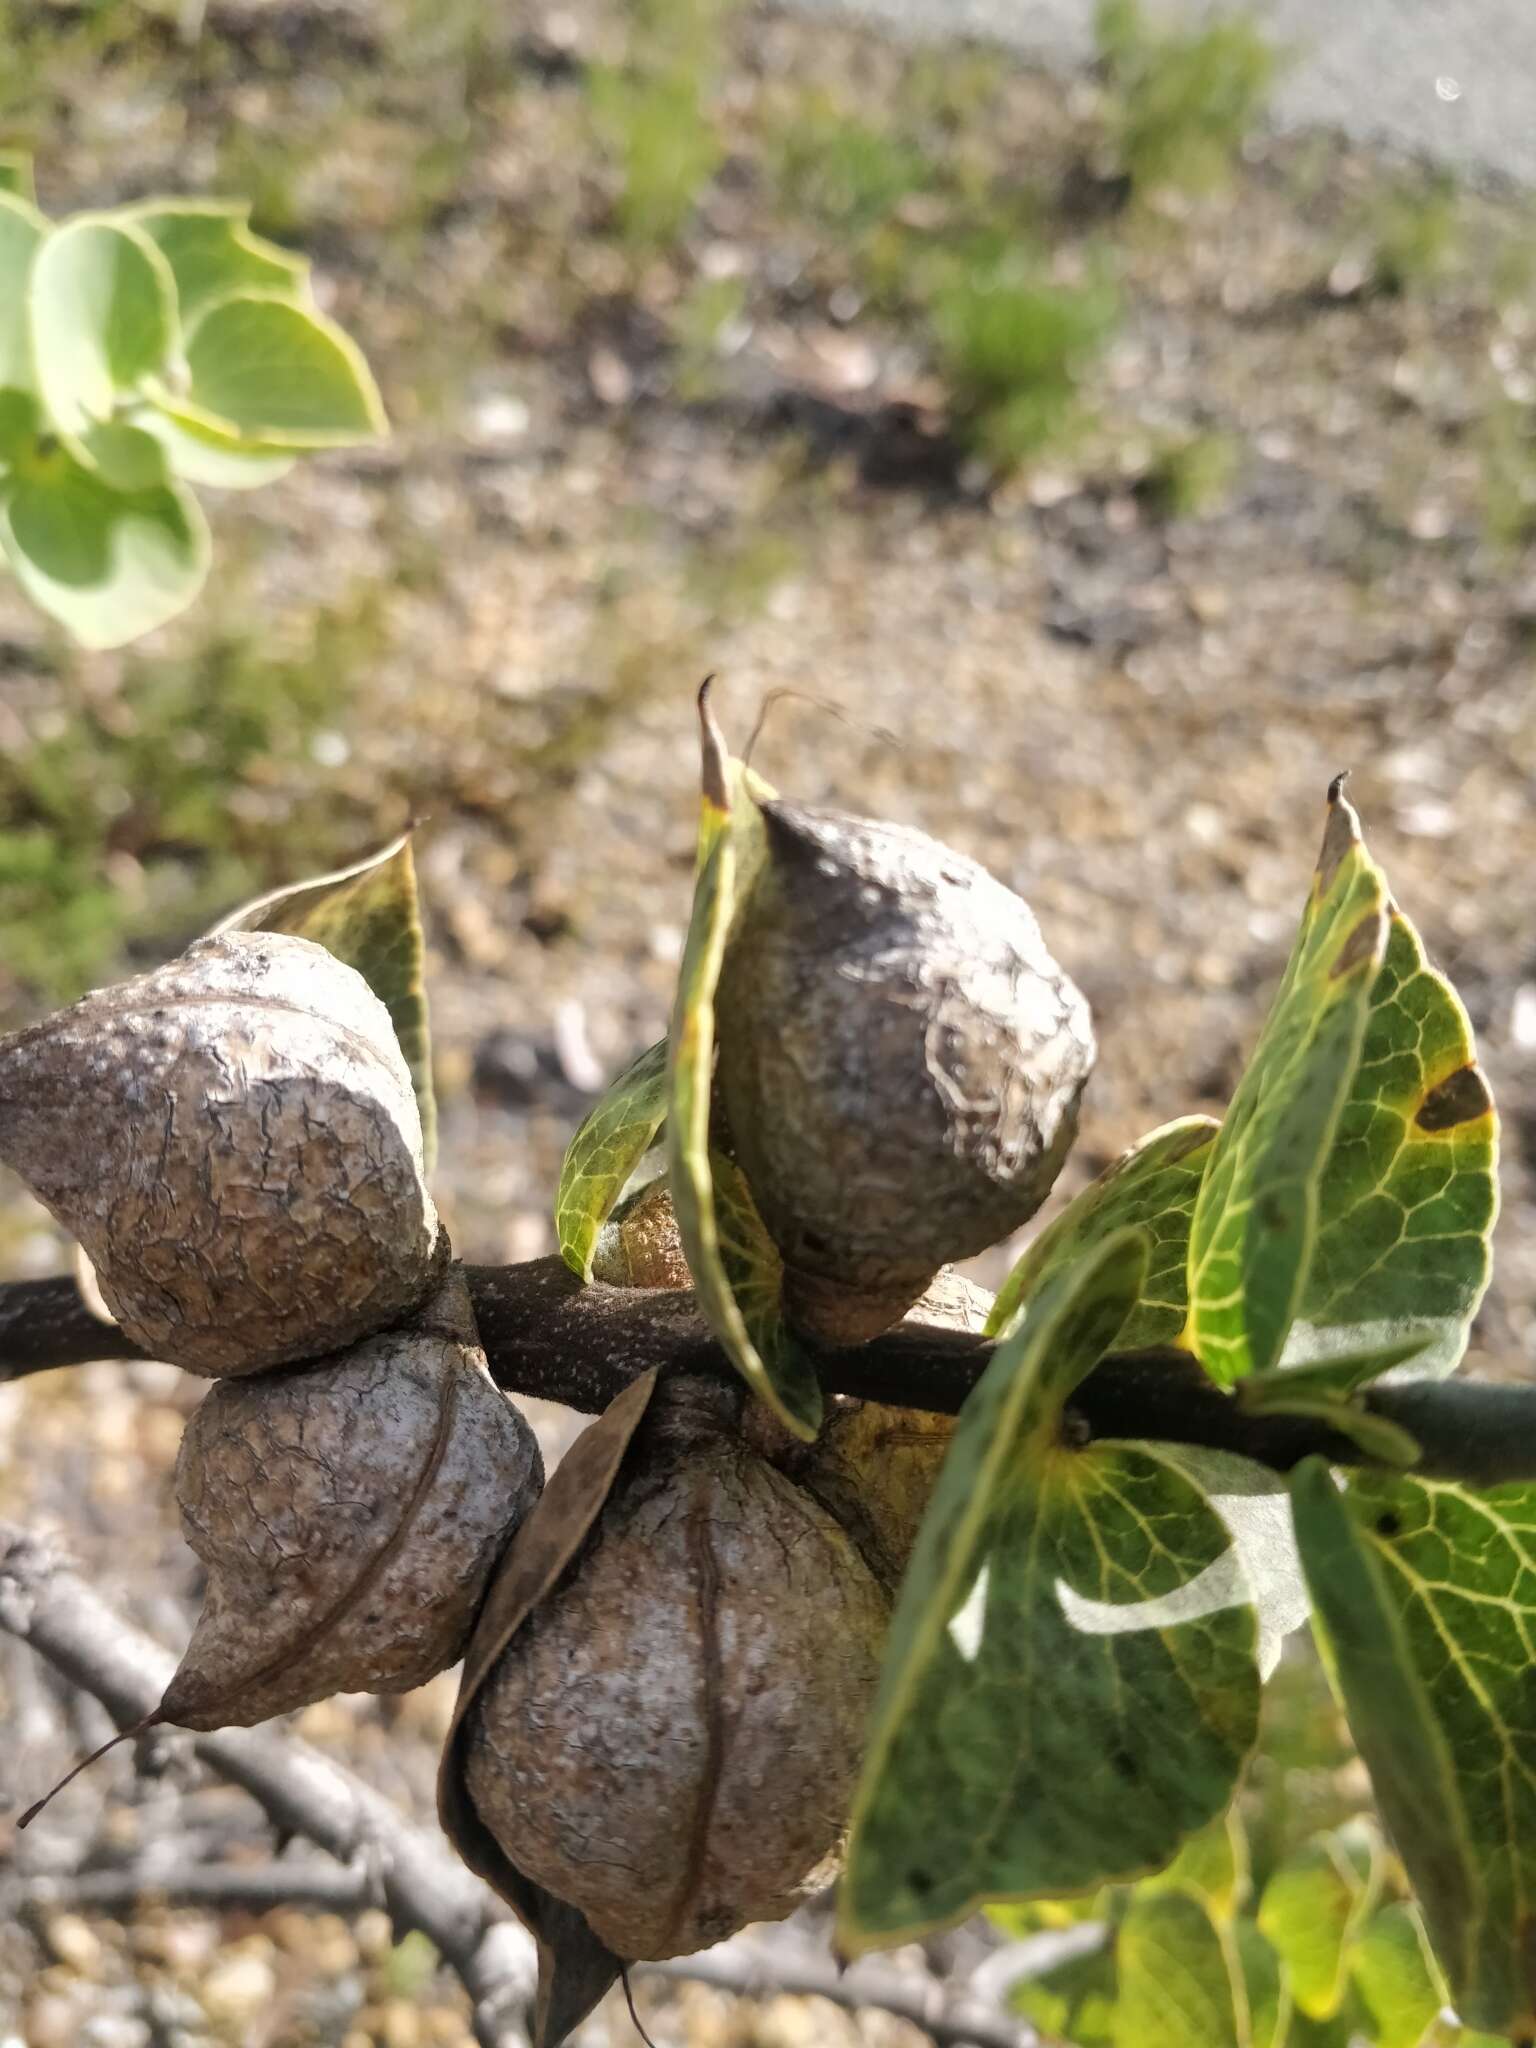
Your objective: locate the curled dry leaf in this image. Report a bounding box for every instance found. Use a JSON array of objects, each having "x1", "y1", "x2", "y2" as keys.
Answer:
[
  {"x1": 446, "y1": 1372, "x2": 890, "y2": 2031},
  {"x1": 589, "y1": 1175, "x2": 691, "y2": 1291},
  {"x1": 716, "y1": 800, "x2": 1095, "y2": 1345},
  {"x1": 166, "y1": 1267, "x2": 542, "y2": 1729},
  {"x1": 0, "y1": 929, "x2": 442, "y2": 1374},
  {"x1": 441, "y1": 1369, "x2": 660, "y2": 2048}
]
